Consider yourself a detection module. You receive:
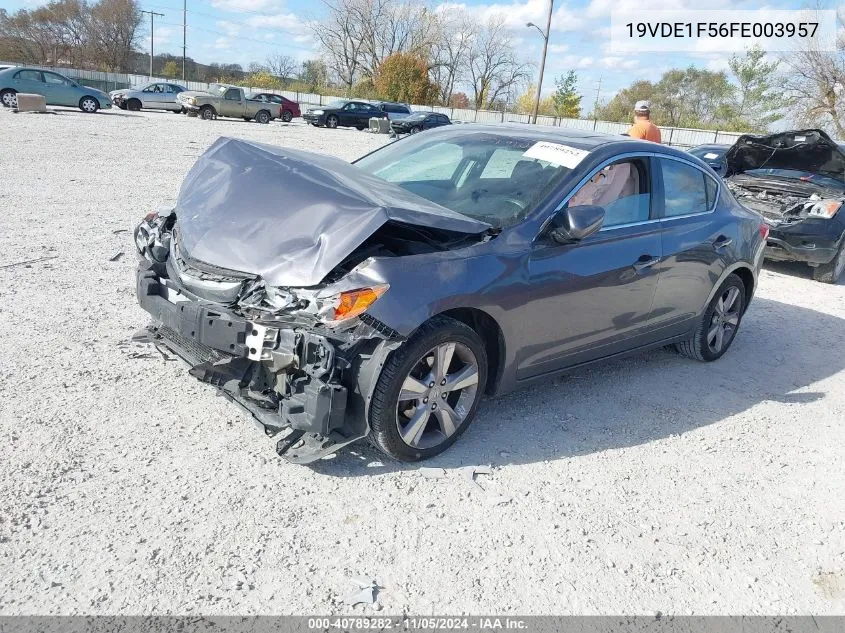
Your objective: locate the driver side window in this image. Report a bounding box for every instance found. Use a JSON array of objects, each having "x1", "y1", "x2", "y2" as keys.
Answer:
[
  {"x1": 568, "y1": 159, "x2": 650, "y2": 228},
  {"x1": 224, "y1": 88, "x2": 240, "y2": 100}
]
